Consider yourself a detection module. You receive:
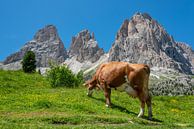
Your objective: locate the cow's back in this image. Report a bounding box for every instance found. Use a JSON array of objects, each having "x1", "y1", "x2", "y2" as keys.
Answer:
[
  {"x1": 98, "y1": 62, "x2": 130, "y2": 88},
  {"x1": 97, "y1": 62, "x2": 150, "y2": 89}
]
